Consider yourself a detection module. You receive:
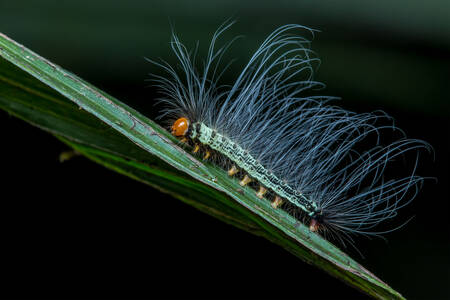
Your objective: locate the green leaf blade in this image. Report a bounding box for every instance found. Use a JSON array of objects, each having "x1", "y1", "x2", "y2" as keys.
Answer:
[{"x1": 0, "y1": 32, "x2": 404, "y2": 299}]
